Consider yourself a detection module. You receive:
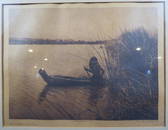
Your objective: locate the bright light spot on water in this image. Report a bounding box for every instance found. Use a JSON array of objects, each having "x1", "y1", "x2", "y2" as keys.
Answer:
[
  {"x1": 28, "y1": 49, "x2": 33, "y2": 53},
  {"x1": 147, "y1": 70, "x2": 151, "y2": 75},
  {"x1": 136, "y1": 47, "x2": 141, "y2": 51},
  {"x1": 44, "y1": 58, "x2": 48, "y2": 61},
  {"x1": 34, "y1": 65, "x2": 37, "y2": 69}
]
